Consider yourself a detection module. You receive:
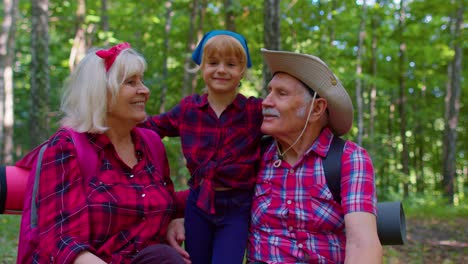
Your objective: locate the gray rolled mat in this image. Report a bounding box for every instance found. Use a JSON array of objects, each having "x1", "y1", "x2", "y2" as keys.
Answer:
[{"x1": 376, "y1": 201, "x2": 407, "y2": 245}]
